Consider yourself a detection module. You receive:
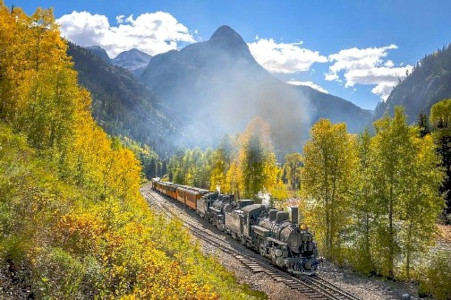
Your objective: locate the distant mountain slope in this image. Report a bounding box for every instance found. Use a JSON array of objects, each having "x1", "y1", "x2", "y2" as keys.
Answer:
[
  {"x1": 297, "y1": 85, "x2": 373, "y2": 133},
  {"x1": 374, "y1": 44, "x2": 451, "y2": 123},
  {"x1": 112, "y1": 48, "x2": 152, "y2": 76},
  {"x1": 140, "y1": 25, "x2": 371, "y2": 156},
  {"x1": 86, "y1": 45, "x2": 111, "y2": 63},
  {"x1": 67, "y1": 43, "x2": 179, "y2": 155}
]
